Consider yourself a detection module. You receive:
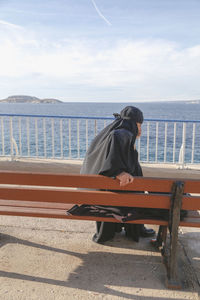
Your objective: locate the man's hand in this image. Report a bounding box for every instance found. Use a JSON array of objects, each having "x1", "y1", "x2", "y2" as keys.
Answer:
[{"x1": 116, "y1": 172, "x2": 134, "y2": 187}]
